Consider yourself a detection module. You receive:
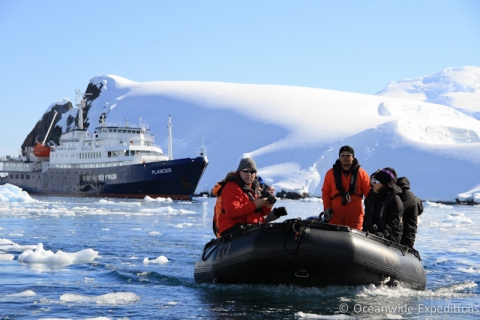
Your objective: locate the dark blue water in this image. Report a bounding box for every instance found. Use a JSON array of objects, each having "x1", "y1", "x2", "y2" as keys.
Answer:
[{"x1": 0, "y1": 193, "x2": 479, "y2": 319}]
